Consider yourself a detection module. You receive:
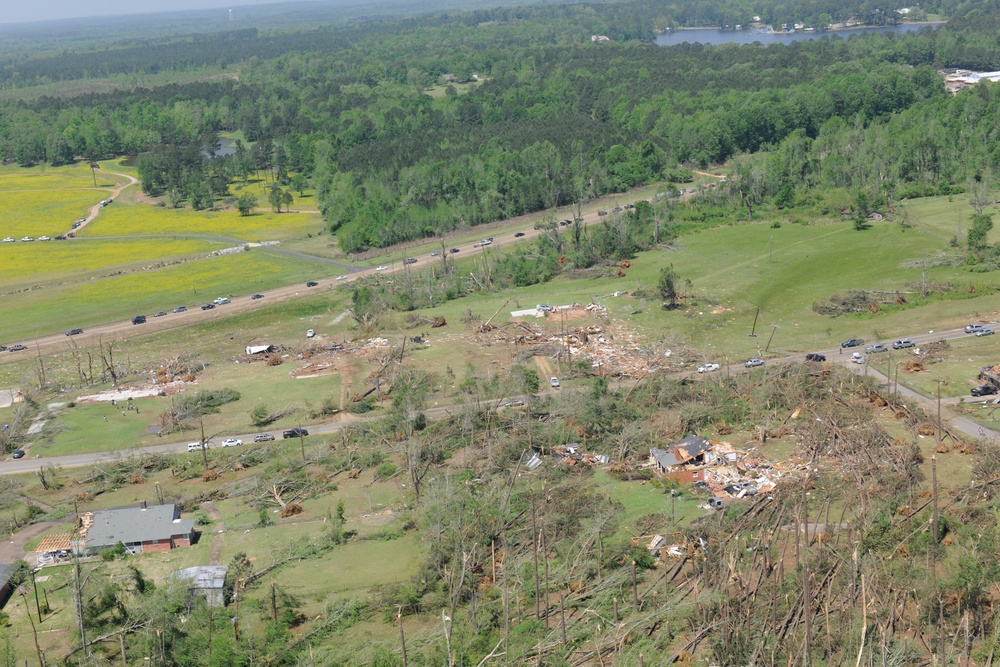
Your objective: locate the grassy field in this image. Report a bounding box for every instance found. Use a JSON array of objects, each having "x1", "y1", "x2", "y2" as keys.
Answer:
[
  {"x1": 80, "y1": 199, "x2": 321, "y2": 241},
  {"x1": 0, "y1": 190, "x2": 106, "y2": 237},
  {"x1": 0, "y1": 163, "x2": 114, "y2": 191}
]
